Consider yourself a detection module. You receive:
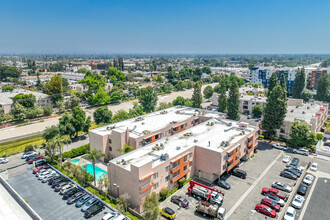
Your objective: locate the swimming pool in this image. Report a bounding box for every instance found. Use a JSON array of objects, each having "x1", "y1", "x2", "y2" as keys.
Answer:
[
  {"x1": 72, "y1": 158, "x2": 80, "y2": 163},
  {"x1": 82, "y1": 164, "x2": 107, "y2": 182}
]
